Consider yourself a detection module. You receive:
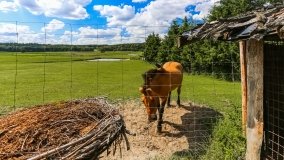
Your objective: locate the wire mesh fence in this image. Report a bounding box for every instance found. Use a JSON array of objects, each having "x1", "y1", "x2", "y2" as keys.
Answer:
[
  {"x1": 263, "y1": 40, "x2": 284, "y2": 160},
  {"x1": 0, "y1": 21, "x2": 243, "y2": 159}
]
